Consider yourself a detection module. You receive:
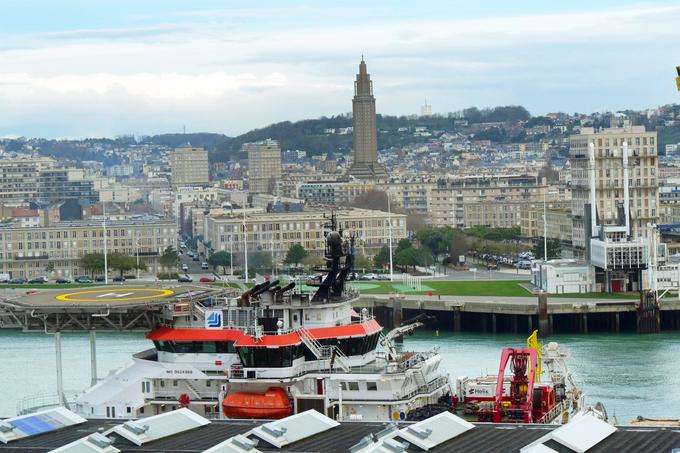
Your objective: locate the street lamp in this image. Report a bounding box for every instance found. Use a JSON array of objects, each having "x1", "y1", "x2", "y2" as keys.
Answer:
[
  {"x1": 387, "y1": 192, "x2": 393, "y2": 282},
  {"x1": 542, "y1": 190, "x2": 559, "y2": 261}
]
